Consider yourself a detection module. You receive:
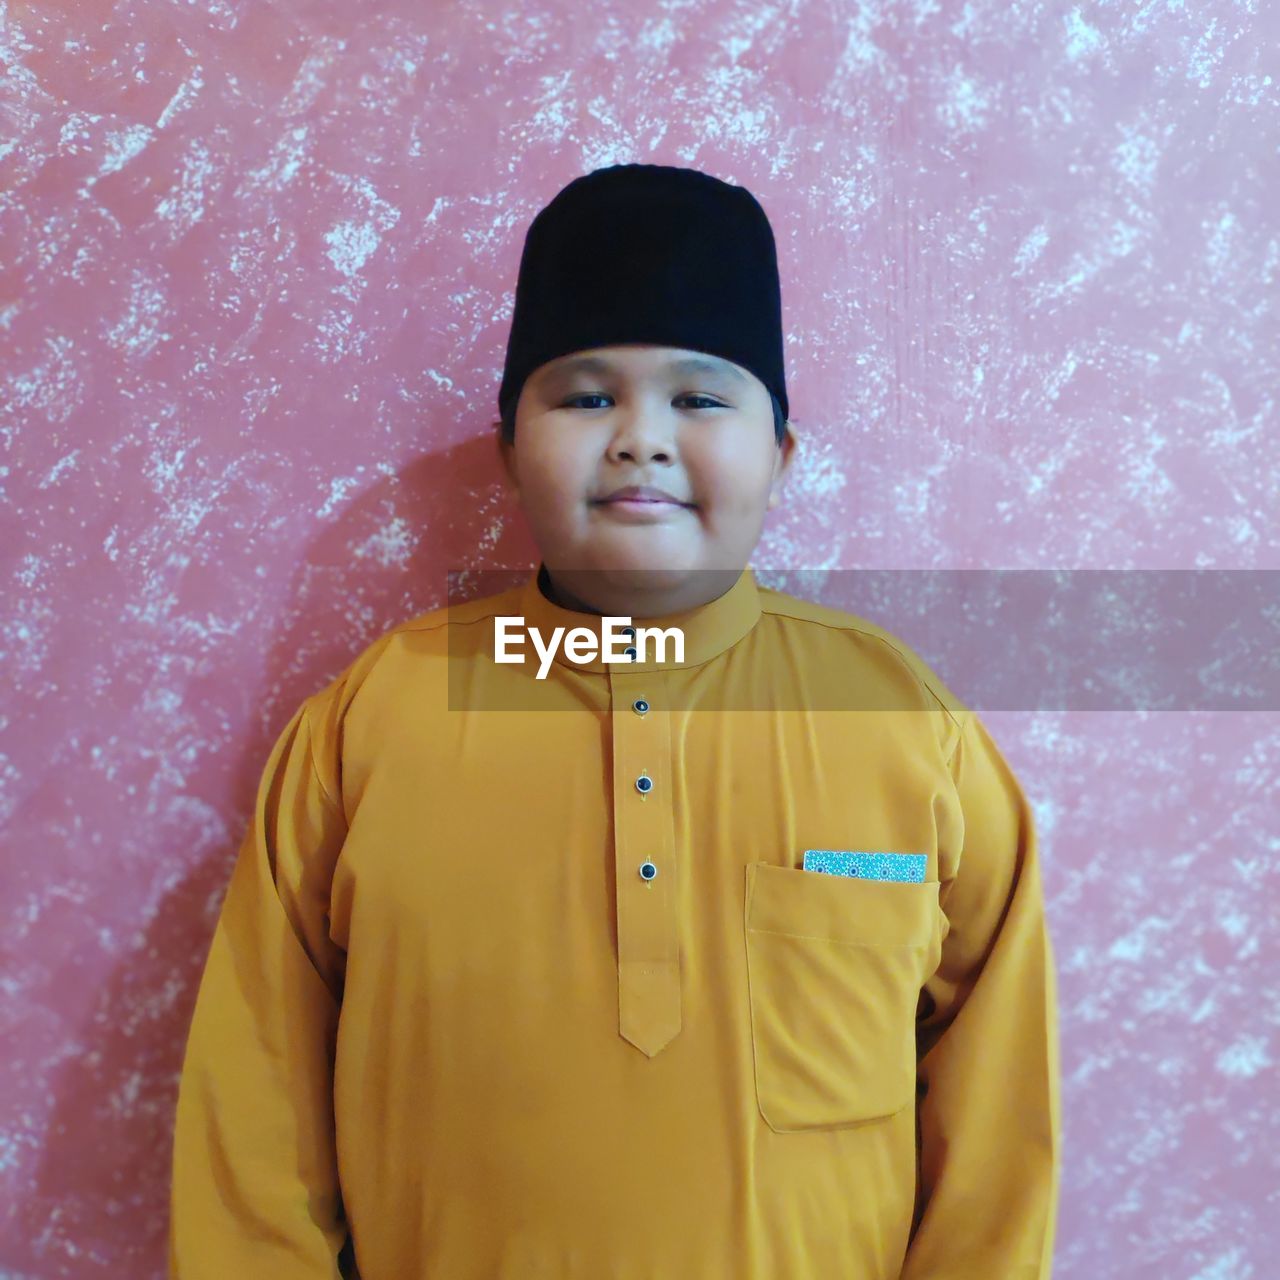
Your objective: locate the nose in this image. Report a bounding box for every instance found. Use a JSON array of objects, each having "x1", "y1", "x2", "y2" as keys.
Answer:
[{"x1": 604, "y1": 404, "x2": 677, "y2": 462}]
